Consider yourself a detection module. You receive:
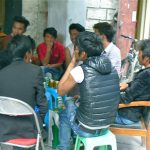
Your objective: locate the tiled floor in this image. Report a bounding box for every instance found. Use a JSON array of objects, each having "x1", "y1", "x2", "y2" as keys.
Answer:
[{"x1": 0, "y1": 135, "x2": 146, "y2": 150}]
